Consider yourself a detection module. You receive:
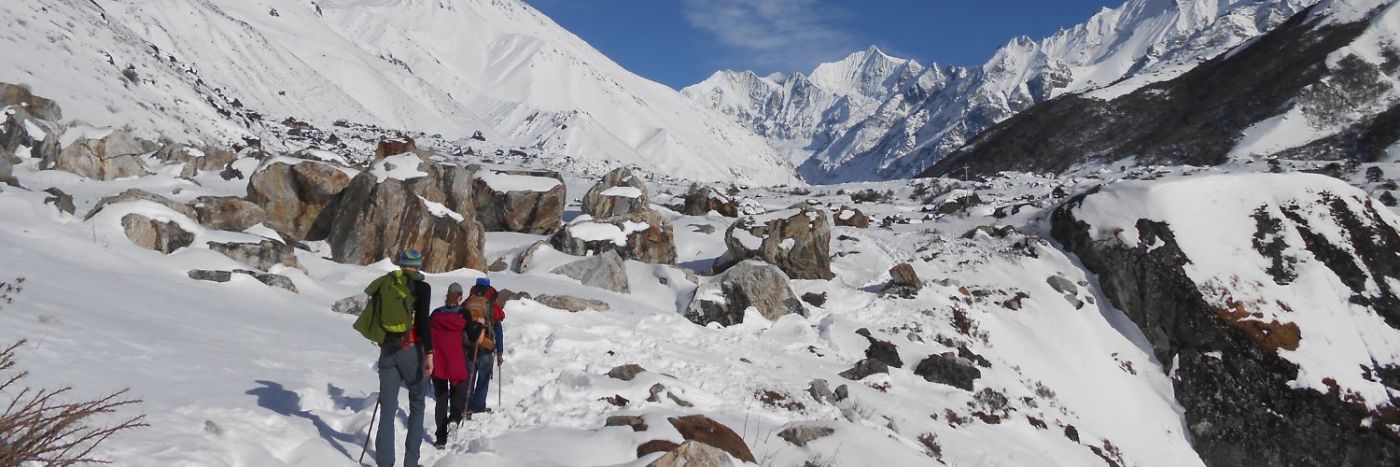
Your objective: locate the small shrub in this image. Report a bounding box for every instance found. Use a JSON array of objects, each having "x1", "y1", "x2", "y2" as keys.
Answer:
[
  {"x1": 917, "y1": 433, "x2": 944, "y2": 461},
  {"x1": 1366, "y1": 166, "x2": 1385, "y2": 183}
]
